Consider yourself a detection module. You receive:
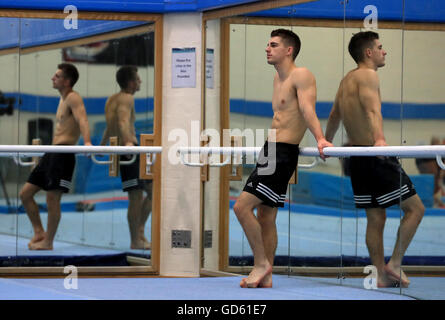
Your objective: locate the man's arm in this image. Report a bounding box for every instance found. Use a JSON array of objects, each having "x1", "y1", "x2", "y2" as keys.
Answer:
[
  {"x1": 100, "y1": 126, "x2": 110, "y2": 146},
  {"x1": 295, "y1": 68, "x2": 333, "y2": 159},
  {"x1": 358, "y1": 70, "x2": 387, "y2": 147},
  {"x1": 116, "y1": 95, "x2": 135, "y2": 146},
  {"x1": 325, "y1": 87, "x2": 342, "y2": 143},
  {"x1": 69, "y1": 93, "x2": 92, "y2": 146}
]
